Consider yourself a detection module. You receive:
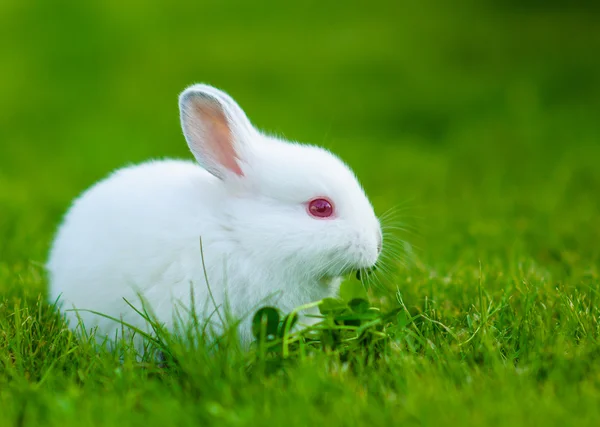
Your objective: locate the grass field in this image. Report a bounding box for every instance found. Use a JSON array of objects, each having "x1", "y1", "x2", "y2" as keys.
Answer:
[{"x1": 2, "y1": 1, "x2": 600, "y2": 426}]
